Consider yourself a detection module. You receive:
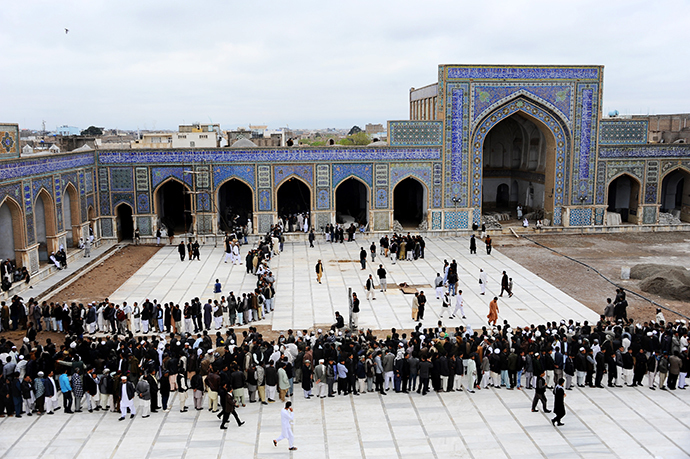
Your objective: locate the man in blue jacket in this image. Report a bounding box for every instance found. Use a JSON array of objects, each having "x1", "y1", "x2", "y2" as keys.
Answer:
[{"x1": 58, "y1": 370, "x2": 73, "y2": 413}]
